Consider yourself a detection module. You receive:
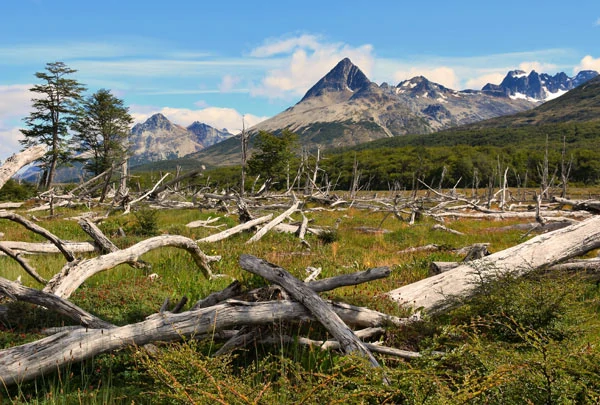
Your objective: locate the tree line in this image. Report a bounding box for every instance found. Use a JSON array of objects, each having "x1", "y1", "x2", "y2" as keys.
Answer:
[{"x1": 19, "y1": 62, "x2": 132, "y2": 193}]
